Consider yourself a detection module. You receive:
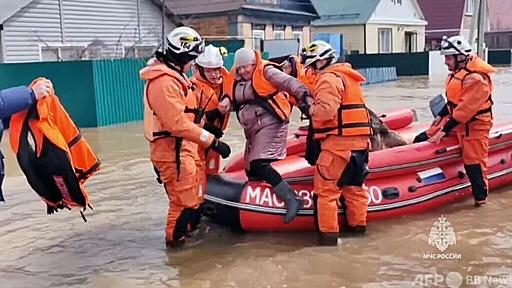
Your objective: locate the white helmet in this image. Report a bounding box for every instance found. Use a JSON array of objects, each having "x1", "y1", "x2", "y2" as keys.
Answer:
[
  {"x1": 164, "y1": 26, "x2": 204, "y2": 57},
  {"x1": 196, "y1": 44, "x2": 224, "y2": 68},
  {"x1": 301, "y1": 40, "x2": 338, "y2": 68},
  {"x1": 440, "y1": 35, "x2": 472, "y2": 56}
]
